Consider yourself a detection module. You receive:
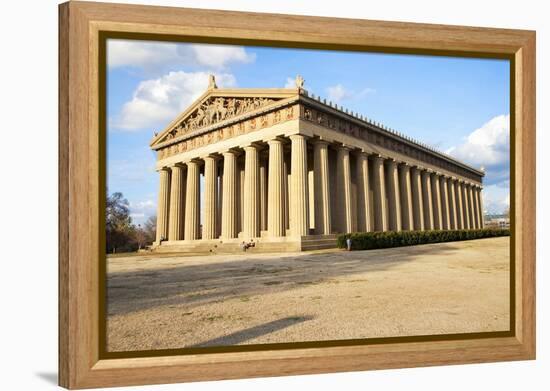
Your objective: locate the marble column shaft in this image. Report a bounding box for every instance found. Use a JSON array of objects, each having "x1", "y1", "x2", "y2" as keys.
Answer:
[
  {"x1": 168, "y1": 165, "x2": 185, "y2": 241},
  {"x1": 399, "y1": 164, "x2": 414, "y2": 231},
  {"x1": 439, "y1": 176, "x2": 451, "y2": 230},
  {"x1": 289, "y1": 135, "x2": 309, "y2": 237},
  {"x1": 336, "y1": 146, "x2": 353, "y2": 233},
  {"x1": 267, "y1": 139, "x2": 286, "y2": 237},
  {"x1": 156, "y1": 168, "x2": 171, "y2": 242},
  {"x1": 372, "y1": 156, "x2": 388, "y2": 231},
  {"x1": 448, "y1": 179, "x2": 457, "y2": 230},
  {"x1": 468, "y1": 184, "x2": 477, "y2": 229},
  {"x1": 203, "y1": 156, "x2": 218, "y2": 239},
  {"x1": 356, "y1": 152, "x2": 372, "y2": 232},
  {"x1": 221, "y1": 151, "x2": 237, "y2": 239},
  {"x1": 455, "y1": 180, "x2": 465, "y2": 229},
  {"x1": 411, "y1": 167, "x2": 425, "y2": 230},
  {"x1": 431, "y1": 173, "x2": 443, "y2": 230},
  {"x1": 184, "y1": 161, "x2": 200, "y2": 240},
  {"x1": 386, "y1": 160, "x2": 402, "y2": 231},
  {"x1": 461, "y1": 182, "x2": 471, "y2": 229},
  {"x1": 259, "y1": 159, "x2": 268, "y2": 232},
  {"x1": 477, "y1": 187, "x2": 485, "y2": 228},
  {"x1": 313, "y1": 141, "x2": 332, "y2": 235},
  {"x1": 421, "y1": 171, "x2": 434, "y2": 230},
  {"x1": 243, "y1": 145, "x2": 260, "y2": 239}
]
